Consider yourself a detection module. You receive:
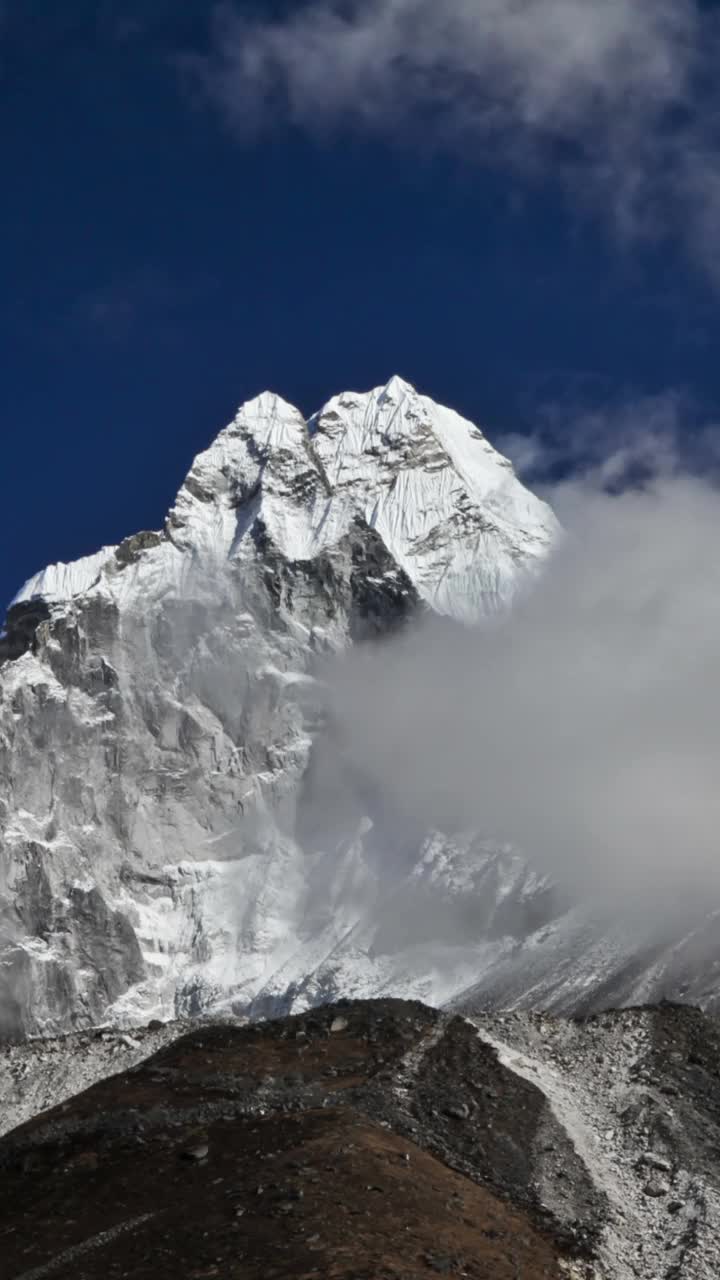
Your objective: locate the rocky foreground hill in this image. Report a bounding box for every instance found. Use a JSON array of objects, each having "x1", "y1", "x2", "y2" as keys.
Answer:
[{"x1": 3, "y1": 998, "x2": 720, "y2": 1280}]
